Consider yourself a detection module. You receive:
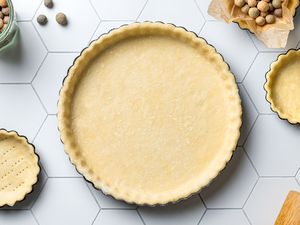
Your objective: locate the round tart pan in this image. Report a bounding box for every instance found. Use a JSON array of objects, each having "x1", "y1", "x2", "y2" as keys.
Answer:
[
  {"x1": 265, "y1": 49, "x2": 300, "y2": 124},
  {"x1": 0, "y1": 129, "x2": 40, "y2": 207},
  {"x1": 58, "y1": 22, "x2": 242, "y2": 206}
]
